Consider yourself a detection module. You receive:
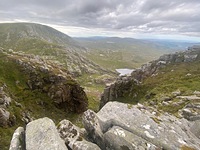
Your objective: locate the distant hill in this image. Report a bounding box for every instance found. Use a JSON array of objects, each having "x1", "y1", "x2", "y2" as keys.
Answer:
[
  {"x1": 144, "y1": 39, "x2": 199, "y2": 52},
  {"x1": 75, "y1": 37, "x2": 198, "y2": 70}
]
